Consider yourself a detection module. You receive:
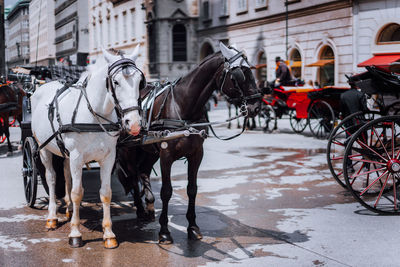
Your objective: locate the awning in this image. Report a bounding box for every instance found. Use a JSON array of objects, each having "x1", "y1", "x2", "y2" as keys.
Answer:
[
  {"x1": 306, "y1": 59, "x2": 334, "y2": 67},
  {"x1": 357, "y1": 54, "x2": 400, "y2": 67},
  {"x1": 291, "y1": 61, "x2": 302, "y2": 67},
  {"x1": 255, "y1": 63, "x2": 267, "y2": 69}
]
